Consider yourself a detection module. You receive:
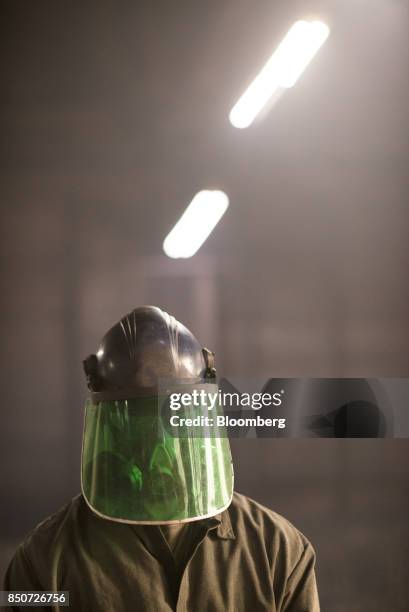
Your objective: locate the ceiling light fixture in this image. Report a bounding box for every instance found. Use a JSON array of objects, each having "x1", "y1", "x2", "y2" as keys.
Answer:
[
  {"x1": 229, "y1": 20, "x2": 330, "y2": 129},
  {"x1": 163, "y1": 190, "x2": 229, "y2": 259}
]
